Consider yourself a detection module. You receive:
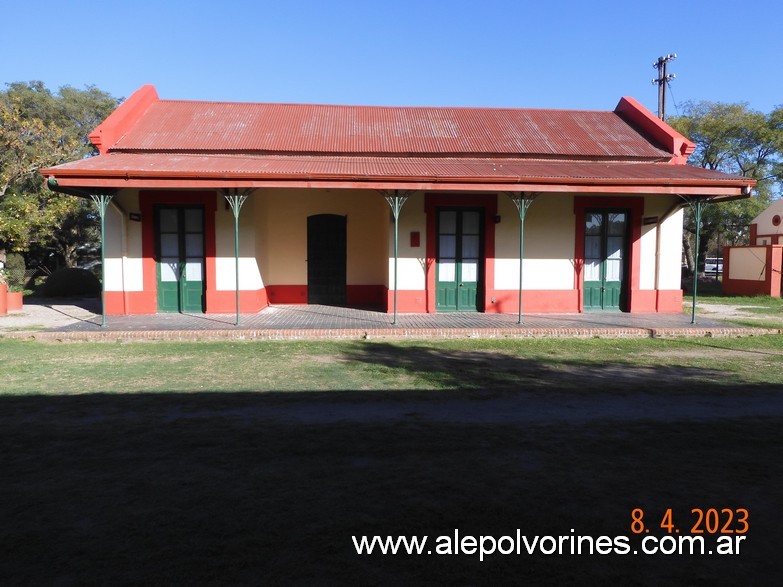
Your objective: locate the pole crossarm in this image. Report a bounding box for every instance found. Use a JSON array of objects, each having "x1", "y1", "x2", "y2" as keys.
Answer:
[
  {"x1": 222, "y1": 189, "x2": 253, "y2": 325},
  {"x1": 652, "y1": 53, "x2": 676, "y2": 121},
  {"x1": 504, "y1": 192, "x2": 538, "y2": 324},
  {"x1": 88, "y1": 191, "x2": 116, "y2": 328},
  {"x1": 677, "y1": 194, "x2": 717, "y2": 325},
  {"x1": 378, "y1": 190, "x2": 412, "y2": 325}
]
